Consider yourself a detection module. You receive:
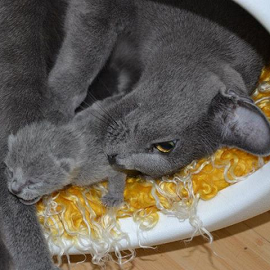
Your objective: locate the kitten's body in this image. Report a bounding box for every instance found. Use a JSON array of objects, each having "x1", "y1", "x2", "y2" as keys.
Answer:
[{"x1": 5, "y1": 105, "x2": 126, "y2": 207}]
